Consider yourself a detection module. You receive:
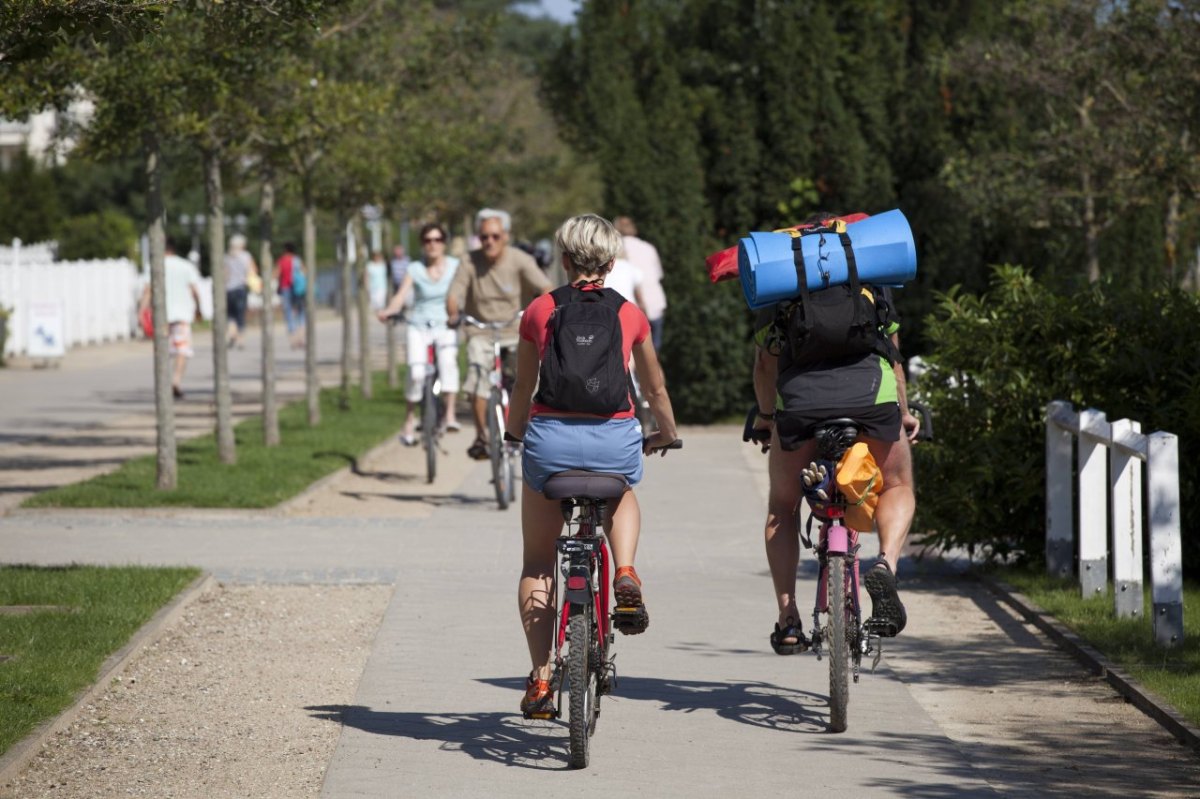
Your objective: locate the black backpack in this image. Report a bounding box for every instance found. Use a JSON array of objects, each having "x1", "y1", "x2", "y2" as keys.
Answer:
[
  {"x1": 535, "y1": 284, "x2": 633, "y2": 414},
  {"x1": 769, "y1": 224, "x2": 898, "y2": 367}
]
